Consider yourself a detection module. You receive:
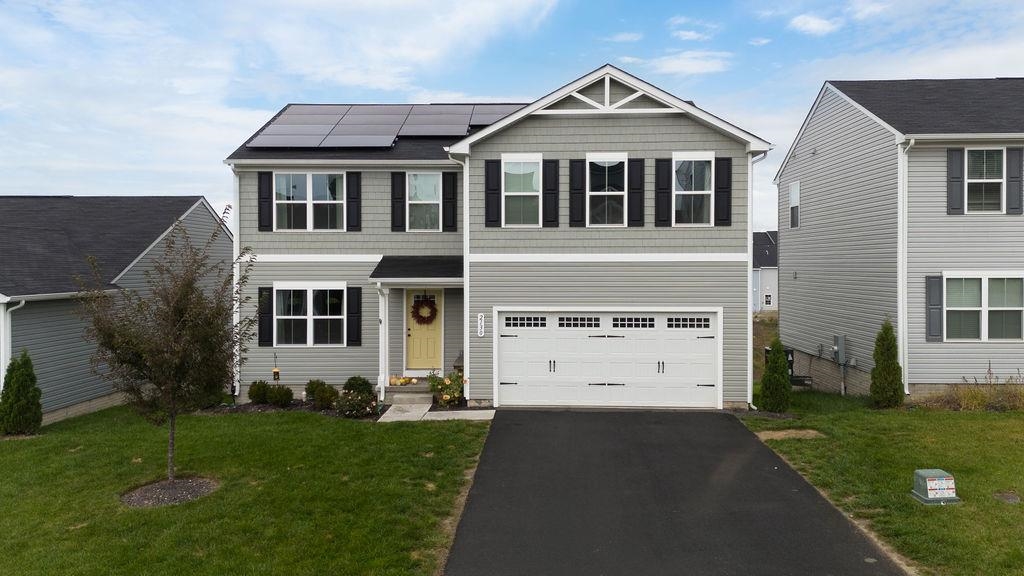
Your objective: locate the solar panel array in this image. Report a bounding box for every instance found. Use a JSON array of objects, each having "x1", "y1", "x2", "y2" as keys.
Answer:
[{"x1": 248, "y1": 103, "x2": 524, "y2": 148}]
